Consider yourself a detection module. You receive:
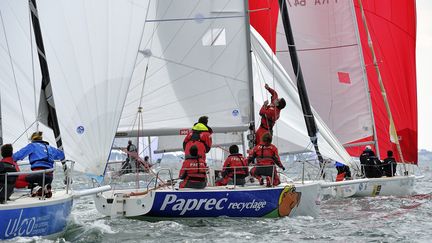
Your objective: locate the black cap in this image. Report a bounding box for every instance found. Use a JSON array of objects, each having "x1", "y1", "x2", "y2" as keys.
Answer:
[{"x1": 198, "y1": 116, "x2": 208, "y2": 125}]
